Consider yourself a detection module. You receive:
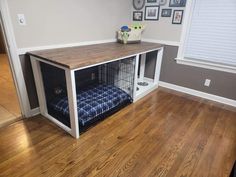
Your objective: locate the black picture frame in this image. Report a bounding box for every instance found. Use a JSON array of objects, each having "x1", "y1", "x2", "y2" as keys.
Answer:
[
  {"x1": 133, "y1": 11, "x2": 143, "y2": 21},
  {"x1": 144, "y1": 6, "x2": 160, "y2": 21},
  {"x1": 161, "y1": 9, "x2": 172, "y2": 17},
  {"x1": 169, "y1": 0, "x2": 186, "y2": 7},
  {"x1": 133, "y1": 0, "x2": 145, "y2": 10},
  {"x1": 172, "y1": 10, "x2": 184, "y2": 24},
  {"x1": 147, "y1": 0, "x2": 157, "y2": 3}
]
